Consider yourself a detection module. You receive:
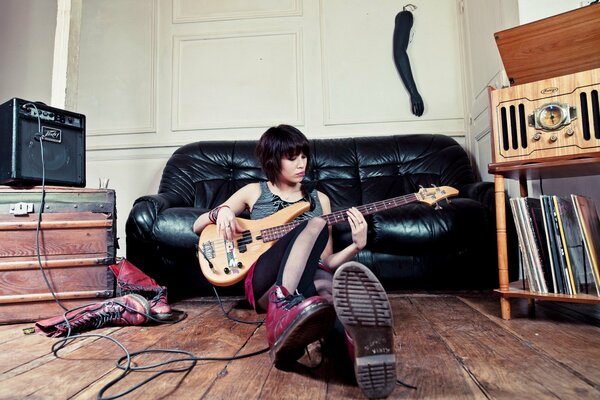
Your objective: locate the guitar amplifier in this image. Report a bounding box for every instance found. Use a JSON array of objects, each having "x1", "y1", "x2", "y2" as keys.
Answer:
[
  {"x1": 489, "y1": 68, "x2": 600, "y2": 167},
  {"x1": 0, "y1": 98, "x2": 86, "y2": 187}
]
